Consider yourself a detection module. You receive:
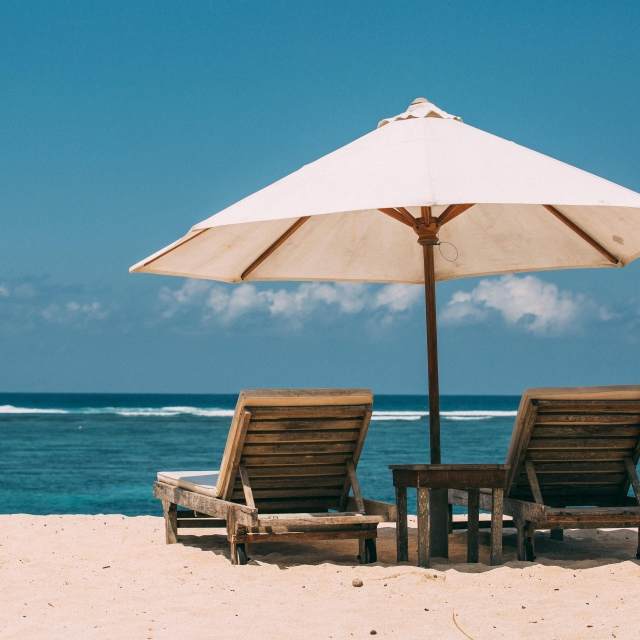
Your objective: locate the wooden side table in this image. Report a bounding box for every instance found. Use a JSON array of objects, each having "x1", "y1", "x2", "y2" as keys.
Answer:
[{"x1": 390, "y1": 464, "x2": 508, "y2": 568}]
